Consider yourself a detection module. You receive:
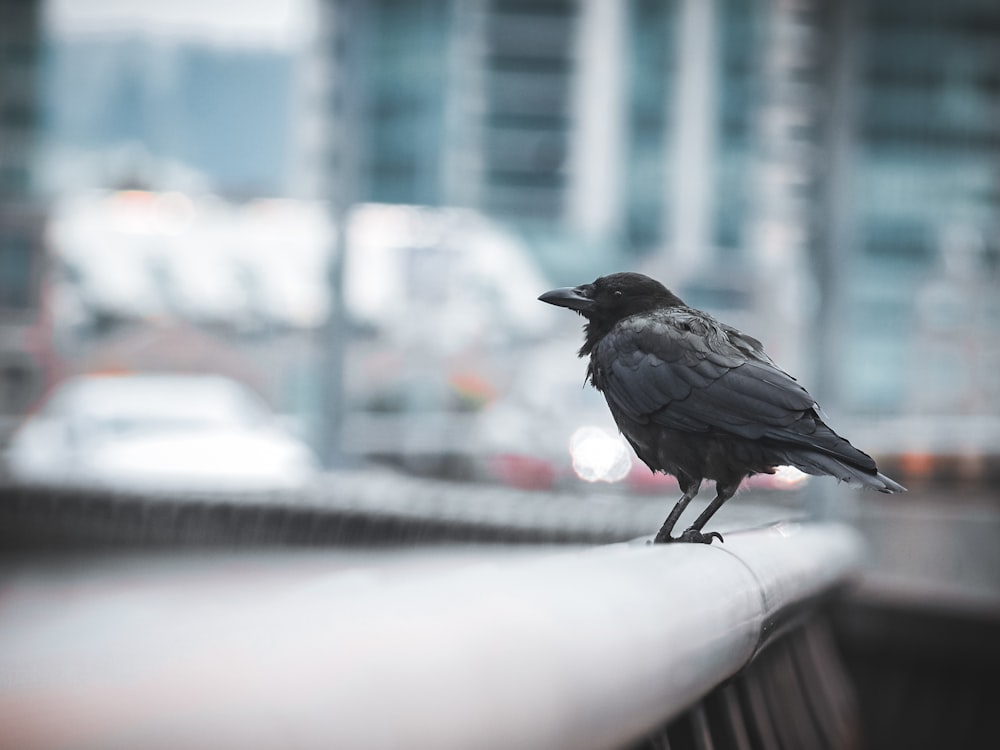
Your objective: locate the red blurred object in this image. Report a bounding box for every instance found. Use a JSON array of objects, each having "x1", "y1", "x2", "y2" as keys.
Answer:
[
  {"x1": 626, "y1": 463, "x2": 680, "y2": 493},
  {"x1": 489, "y1": 453, "x2": 558, "y2": 491},
  {"x1": 626, "y1": 463, "x2": 807, "y2": 494}
]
